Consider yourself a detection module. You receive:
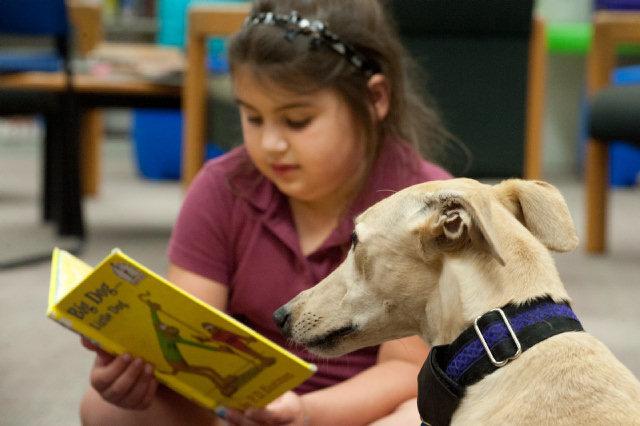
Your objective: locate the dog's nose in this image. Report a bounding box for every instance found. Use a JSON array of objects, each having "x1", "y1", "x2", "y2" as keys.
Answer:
[{"x1": 273, "y1": 305, "x2": 292, "y2": 337}]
